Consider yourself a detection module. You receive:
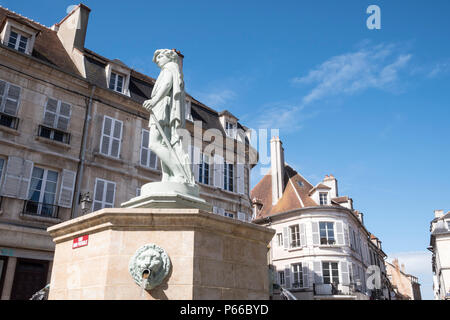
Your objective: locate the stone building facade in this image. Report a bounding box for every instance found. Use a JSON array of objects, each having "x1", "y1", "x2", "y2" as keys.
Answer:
[
  {"x1": 429, "y1": 209, "x2": 450, "y2": 300},
  {"x1": 0, "y1": 4, "x2": 256, "y2": 299},
  {"x1": 251, "y1": 137, "x2": 391, "y2": 300},
  {"x1": 385, "y1": 259, "x2": 421, "y2": 300}
]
